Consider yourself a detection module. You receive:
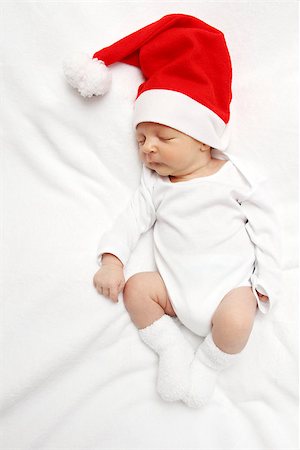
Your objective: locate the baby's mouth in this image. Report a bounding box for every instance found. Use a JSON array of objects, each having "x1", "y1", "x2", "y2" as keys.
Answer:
[{"x1": 147, "y1": 160, "x2": 162, "y2": 165}]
